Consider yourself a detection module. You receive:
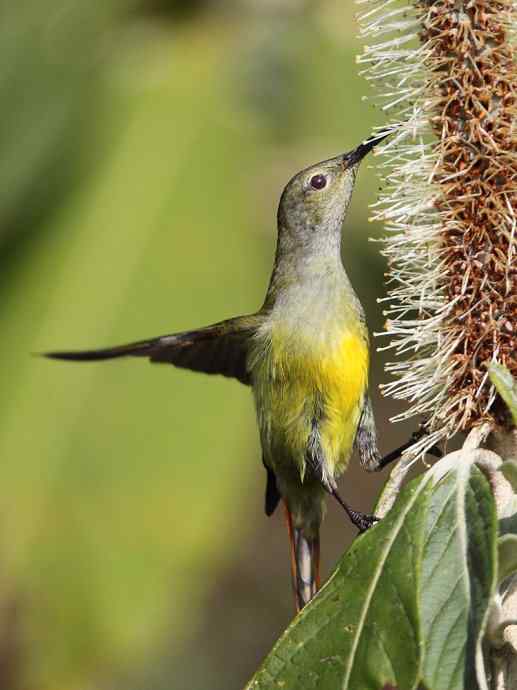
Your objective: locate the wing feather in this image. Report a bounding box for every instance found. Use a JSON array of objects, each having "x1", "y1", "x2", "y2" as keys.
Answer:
[{"x1": 44, "y1": 316, "x2": 258, "y2": 385}]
